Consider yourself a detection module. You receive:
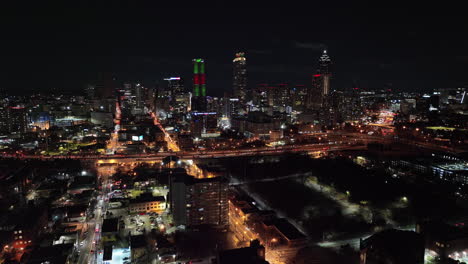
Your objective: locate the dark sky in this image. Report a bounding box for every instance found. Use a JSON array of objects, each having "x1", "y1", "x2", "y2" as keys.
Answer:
[{"x1": 1, "y1": 3, "x2": 468, "y2": 97}]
